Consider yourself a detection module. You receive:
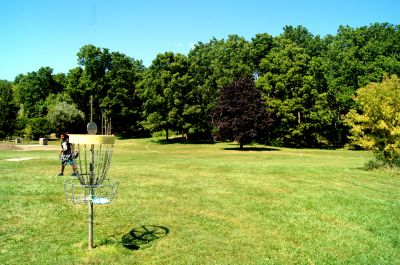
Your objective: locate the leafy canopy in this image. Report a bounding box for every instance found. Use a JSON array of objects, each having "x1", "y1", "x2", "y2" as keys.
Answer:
[
  {"x1": 213, "y1": 76, "x2": 274, "y2": 149},
  {"x1": 345, "y1": 74, "x2": 400, "y2": 161},
  {"x1": 47, "y1": 101, "x2": 85, "y2": 134},
  {"x1": 0, "y1": 80, "x2": 18, "y2": 138}
]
